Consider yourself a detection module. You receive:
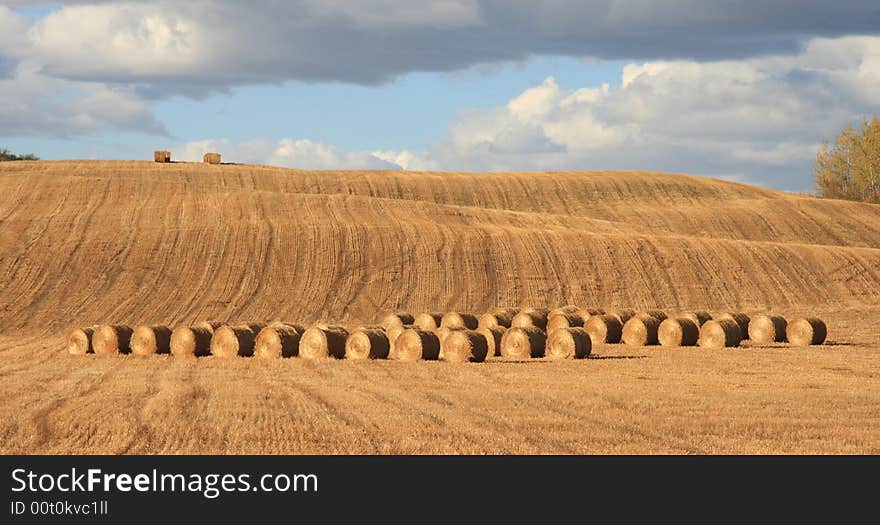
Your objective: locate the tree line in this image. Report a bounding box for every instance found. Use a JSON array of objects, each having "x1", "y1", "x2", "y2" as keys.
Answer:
[{"x1": 0, "y1": 148, "x2": 39, "y2": 162}]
